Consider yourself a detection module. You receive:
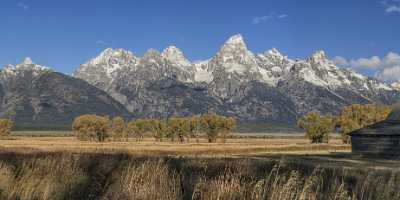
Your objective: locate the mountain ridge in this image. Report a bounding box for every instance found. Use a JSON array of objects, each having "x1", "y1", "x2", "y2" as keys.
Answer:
[
  {"x1": 74, "y1": 34, "x2": 400, "y2": 123},
  {"x1": 0, "y1": 58, "x2": 132, "y2": 130}
]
